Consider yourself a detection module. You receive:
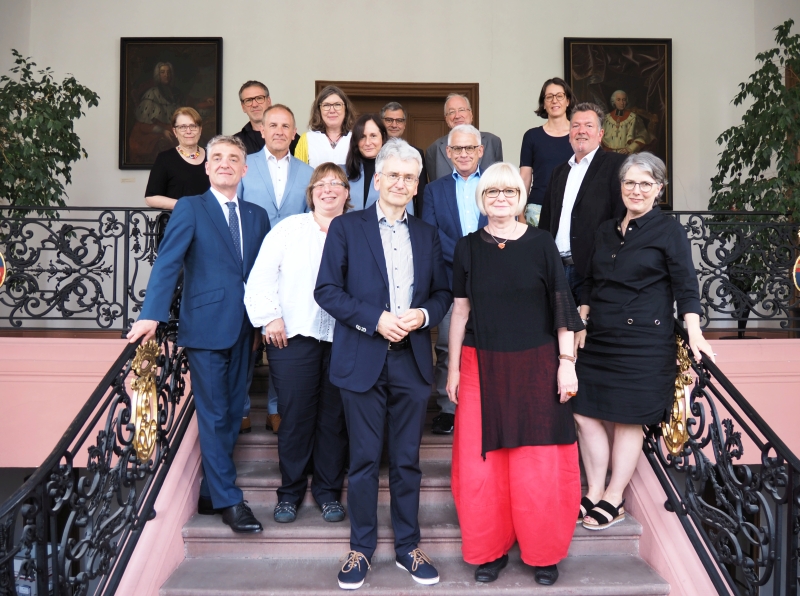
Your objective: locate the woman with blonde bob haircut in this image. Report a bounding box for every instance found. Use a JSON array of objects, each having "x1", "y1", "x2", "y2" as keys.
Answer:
[{"x1": 447, "y1": 162, "x2": 583, "y2": 586}]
